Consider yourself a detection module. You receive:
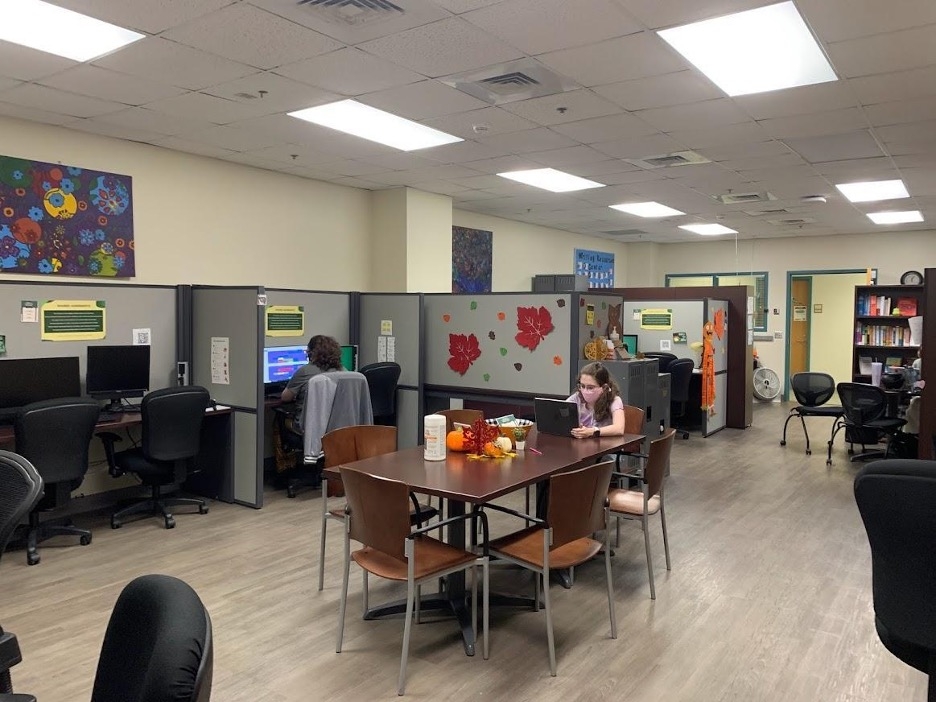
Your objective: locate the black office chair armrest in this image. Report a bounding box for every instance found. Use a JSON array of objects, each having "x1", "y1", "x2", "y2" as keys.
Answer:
[
  {"x1": 0, "y1": 629, "x2": 23, "y2": 689},
  {"x1": 97, "y1": 432, "x2": 123, "y2": 477}
]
